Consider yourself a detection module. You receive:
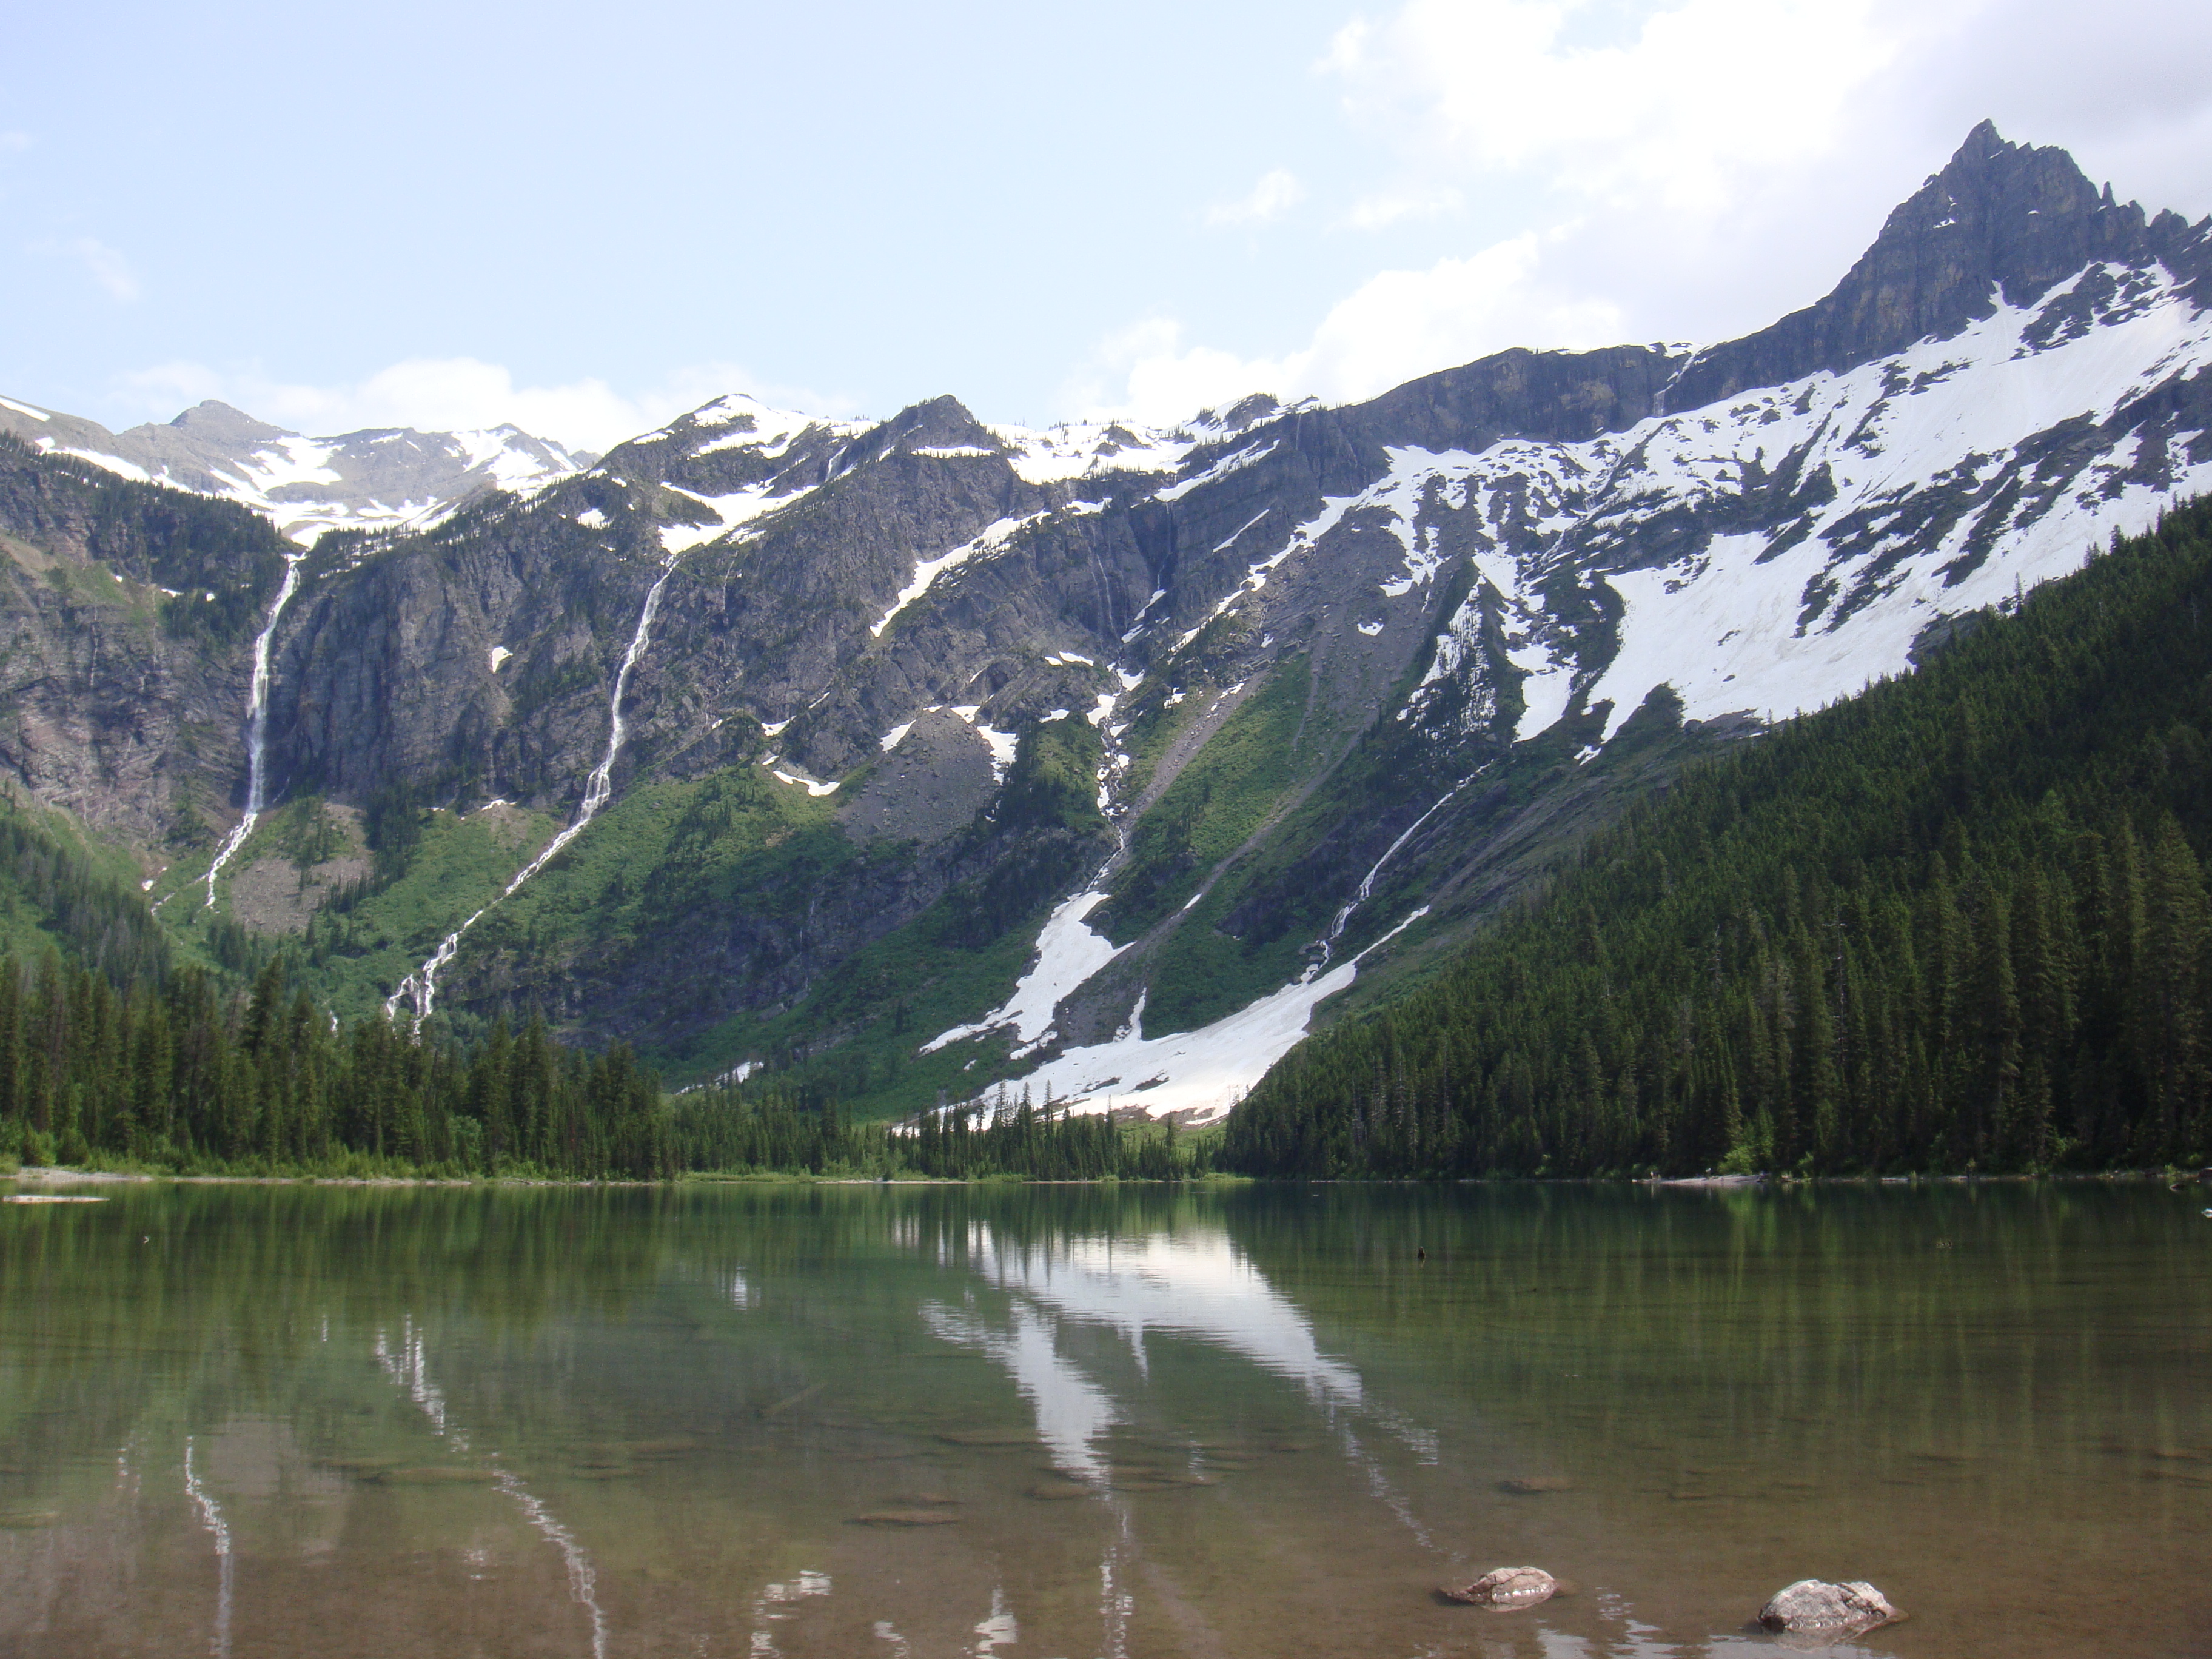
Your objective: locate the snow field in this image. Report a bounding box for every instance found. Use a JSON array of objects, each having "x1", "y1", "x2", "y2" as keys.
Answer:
[
  {"x1": 869, "y1": 513, "x2": 1047, "y2": 637},
  {"x1": 921, "y1": 889, "x2": 1128, "y2": 1055}
]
